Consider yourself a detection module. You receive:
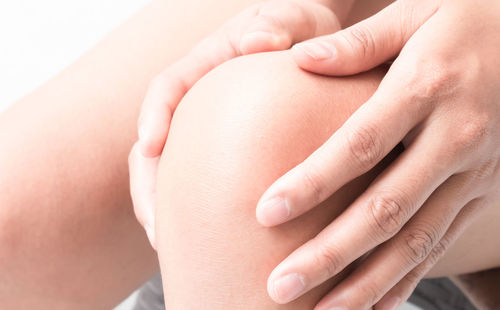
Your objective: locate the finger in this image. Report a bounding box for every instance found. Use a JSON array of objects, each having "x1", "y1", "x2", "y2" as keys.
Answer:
[
  {"x1": 138, "y1": 1, "x2": 340, "y2": 158},
  {"x1": 291, "y1": 0, "x2": 439, "y2": 75},
  {"x1": 137, "y1": 33, "x2": 237, "y2": 157},
  {"x1": 128, "y1": 142, "x2": 159, "y2": 249},
  {"x1": 239, "y1": 0, "x2": 340, "y2": 54},
  {"x1": 265, "y1": 121, "x2": 461, "y2": 304},
  {"x1": 375, "y1": 199, "x2": 487, "y2": 310},
  {"x1": 314, "y1": 173, "x2": 478, "y2": 310},
  {"x1": 256, "y1": 63, "x2": 434, "y2": 227}
]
